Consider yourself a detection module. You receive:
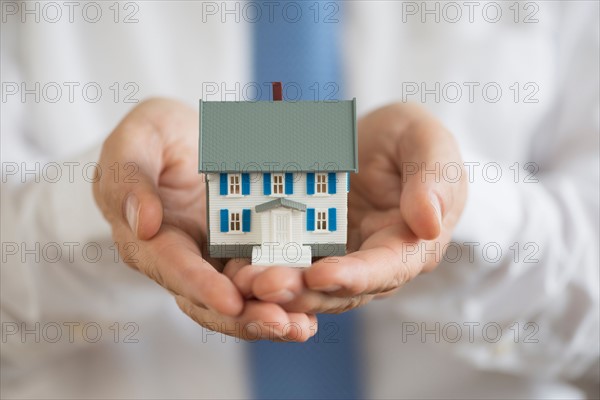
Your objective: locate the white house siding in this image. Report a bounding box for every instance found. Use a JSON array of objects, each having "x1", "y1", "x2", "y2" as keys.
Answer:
[{"x1": 206, "y1": 172, "x2": 349, "y2": 250}]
